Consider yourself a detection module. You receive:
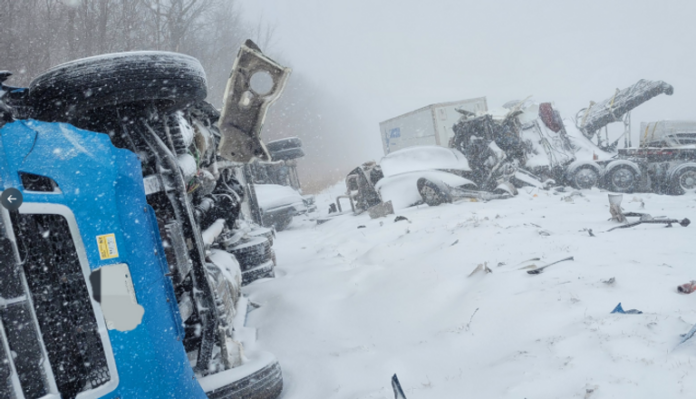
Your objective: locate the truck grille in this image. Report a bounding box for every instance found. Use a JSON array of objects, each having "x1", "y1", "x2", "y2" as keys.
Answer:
[
  {"x1": 1, "y1": 302, "x2": 51, "y2": 398},
  {"x1": 12, "y1": 213, "x2": 110, "y2": 399}
]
